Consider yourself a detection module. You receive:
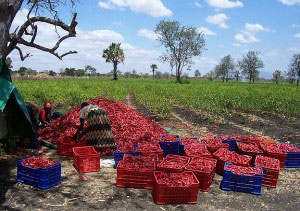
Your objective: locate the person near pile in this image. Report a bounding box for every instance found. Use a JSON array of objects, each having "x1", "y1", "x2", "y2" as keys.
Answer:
[
  {"x1": 72, "y1": 102, "x2": 116, "y2": 151},
  {"x1": 39, "y1": 101, "x2": 53, "y2": 127}
]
